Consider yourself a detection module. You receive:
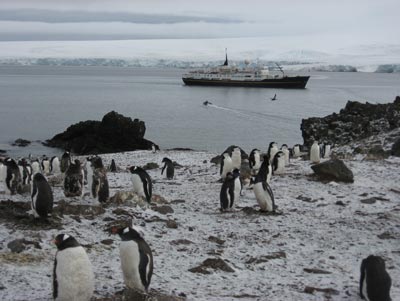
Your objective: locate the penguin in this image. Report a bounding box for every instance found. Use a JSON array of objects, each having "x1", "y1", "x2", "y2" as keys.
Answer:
[
  {"x1": 360, "y1": 255, "x2": 392, "y2": 301},
  {"x1": 310, "y1": 140, "x2": 321, "y2": 163},
  {"x1": 257, "y1": 154, "x2": 272, "y2": 184},
  {"x1": 231, "y1": 147, "x2": 241, "y2": 170},
  {"x1": 128, "y1": 166, "x2": 152, "y2": 203},
  {"x1": 60, "y1": 151, "x2": 71, "y2": 173},
  {"x1": 41, "y1": 155, "x2": 51, "y2": 175},
  {"x1": 220, "y1": 169, "x2": 241, "y2": 211},
  {"x1": 267, "y1": 142, "x2": 279, "y2": 163},
  {"x1": 161, "y1": 157, "x2": 174, "y2": 180},
  {"x1": 271, "y1": 94, "x2": 277, "y2": 101},
  {"x1": 63, "y1": 159, "x2": 84, "y2": 197},
  {"x1": 292, "y1": 144, "x2": 301, "y2": 158},
  {"x1": 110, "y1": 159, "x2": 117, "y2": 172},
  {"x1": 280, "y1": 144, "x2": 290, "y2": 166},
  {"x1": 151, "y1": 144, "x2": 157, "y2": 154},
  {"x1": 30, "y1": 158, "x2": 41, "y2": 176},
  {"x1": 272, "y1": 151, "x2": 286, "y2": 175},
  {"x1": 0, "y1": 161, "x2": 6, "y2": 182},
  {"x1": 321, "y1": 143, "x2": 331, "y2": 159},
  {"x1": 18, "y1": 158, "x2": 32, "y2": 186},
  {"x1": 85, "y1": 156, "x2": 94, "y2": 191},
  {"x1": 220, "y1": 152, "x2": 233, "y2": 181},
  {"x1": 91, "y1": 156, "x2": 109, "y2": 203},
  {"x1": 31, "y1": 173, "x2": 53, "y2": 218},
  {"x1": 4, "y1": 158, "x2": 22, "y2": 195},
  {"x1": 253, "y1": 172, "x2": 275, "y2": 212},
  {"x1": 53, "y1": 234, "x2": 94, "y2": 301},
  {"x1": 50, "y1": 156, "x2": 61, "y2": 174},
  {"x1": 249, "y1": 148, "x2": 261, "y2": 176},
  {"x1": 112, "y1": 226, "x2": 153, "y2": 292}
]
